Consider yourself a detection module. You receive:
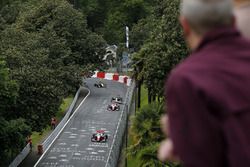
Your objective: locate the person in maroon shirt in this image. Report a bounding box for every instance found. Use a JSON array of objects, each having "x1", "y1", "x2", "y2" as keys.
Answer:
[{"x1": 158, "y1": 0, "x2": 250, "y2": 167}]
